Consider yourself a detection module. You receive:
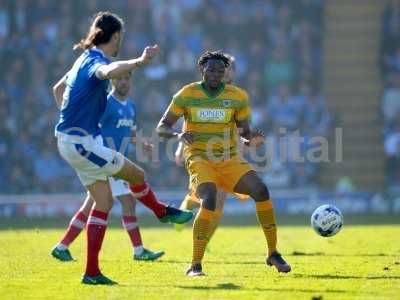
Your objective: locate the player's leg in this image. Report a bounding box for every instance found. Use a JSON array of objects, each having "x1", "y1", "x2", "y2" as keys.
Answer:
[
  {"x1": 208, "y1": 189, "x2": 226, "y2": 240},
  {"x1": 234, "y1": 170, "x2": 291, "y2": 273},
  {"x1": 111, "y1": 178, "x2": 165, "y2": 261},
  {"x1": 187, "y1": 182, "x2": 218, "y2": 277},
  {"x1": 114, "y1": 157, "x2": 193, "y2": 224},
  {"x1": 174, "y1": 190, "x2": 201, "y2": 231},
  {"x1": 51, "y1": 193, "x2": 93, "y2": 261},
  {"x1": 57, "y1": 138, "x2": 119, "y2": 284},
  {"x1": 81, "y1": 180, "x2": 117, "y2": 285}
]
